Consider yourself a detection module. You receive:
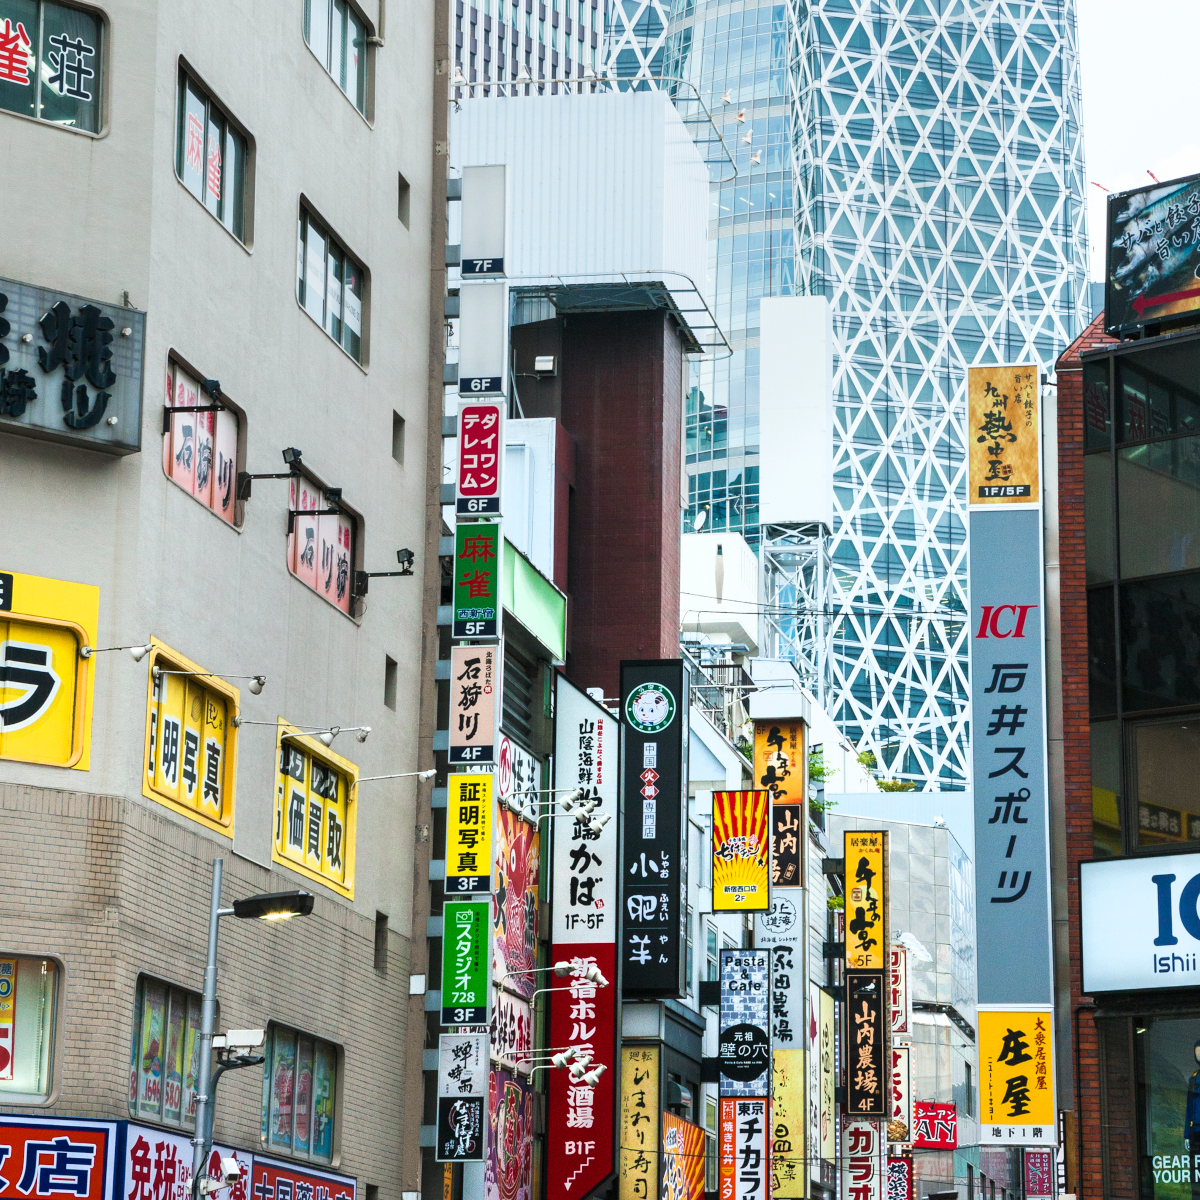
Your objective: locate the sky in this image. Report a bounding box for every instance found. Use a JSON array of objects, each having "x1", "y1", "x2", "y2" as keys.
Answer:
[{"x1": 1079, "y1": 0, "x2": 1200, "y2": 281}]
